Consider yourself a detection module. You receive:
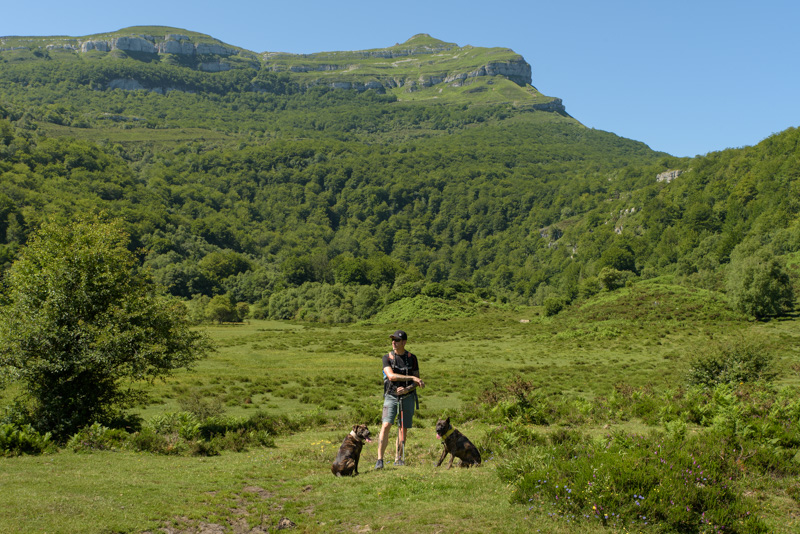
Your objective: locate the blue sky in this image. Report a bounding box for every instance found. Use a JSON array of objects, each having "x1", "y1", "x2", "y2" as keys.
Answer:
[{"x1": 3, "y1": 0, "x2": 797, "y2": 158}]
